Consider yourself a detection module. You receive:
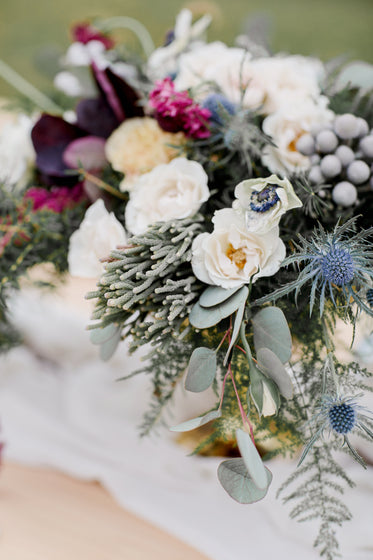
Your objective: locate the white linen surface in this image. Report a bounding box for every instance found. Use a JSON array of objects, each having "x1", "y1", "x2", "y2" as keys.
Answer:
[{"x1": 0, "y1": 286, "x2": 372, "y2": 560}]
